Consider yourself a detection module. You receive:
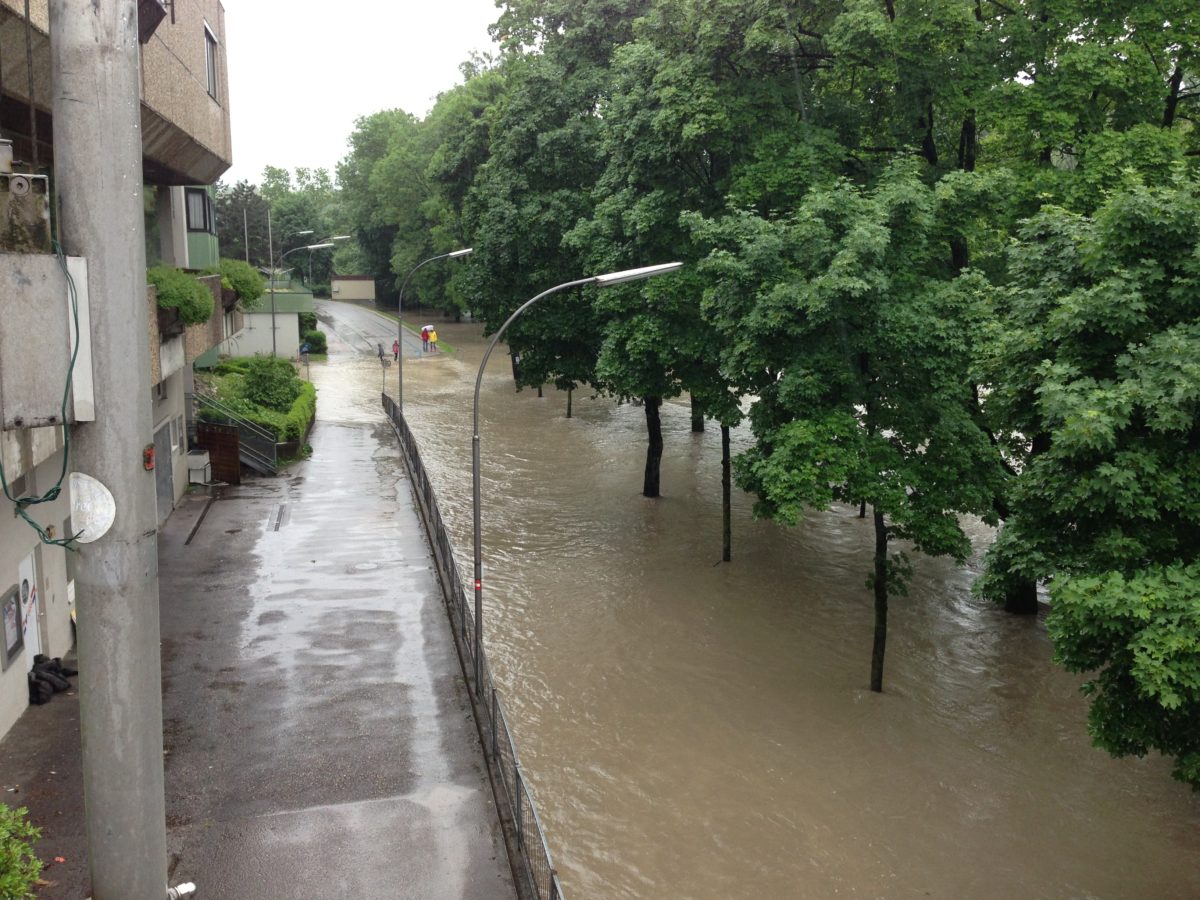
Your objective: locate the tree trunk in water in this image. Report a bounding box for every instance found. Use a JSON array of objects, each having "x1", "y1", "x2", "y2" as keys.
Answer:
[
  {"x1": 721, "y1": 424, "x2": 731, "y2": 562},
  {"x1": 858, "y1": 499, "x2": 867, "y2": 518},
  {"x1": 691, "y1": 396, "x2": 705, "y2": 433},
  {"x1": 870, "y1": 506, "x2": 888, "y2": 693},
  {"x1": 643, "y1": 396, "x2": 663, "y2": 498},
  {"x1": 537, "y1": 384, "x2": 543, "y2": 398},
  {"x1": 1004, "y1": 577, "x2": 1039, "y2": 615},
  {"x1": 566, "y1": 388, "x2": 573, "y2": 419}
]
